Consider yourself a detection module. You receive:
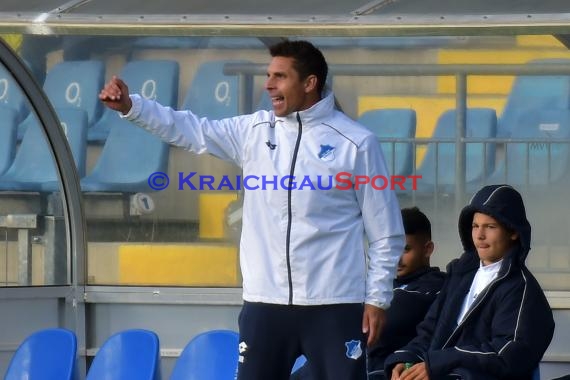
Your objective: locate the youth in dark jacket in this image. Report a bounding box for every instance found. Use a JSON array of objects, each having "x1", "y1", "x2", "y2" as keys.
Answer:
[
  {"x1": 367, "y1": 266, "x2": 446, "y2": 379},
  {"x1": 385, "y1": 184, "x2": 555, "y2": 380},
  {"x1": 292, "y1": 207, "x2": 446, "y2": 380}
]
